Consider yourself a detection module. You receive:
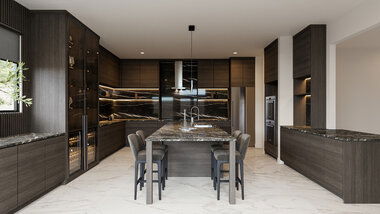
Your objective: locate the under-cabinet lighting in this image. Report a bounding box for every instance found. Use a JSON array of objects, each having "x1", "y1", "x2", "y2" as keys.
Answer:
[
  {"x1": 99, "y1": 98, "x2": 159, "y2": 102},
  {"x1": 198, "y1": 88, "x2": 228, "y2": 91},
  {"x1": 198, "y1": 99, "x2": 229, "y2": 102},
  {"x1": 99, "y1": 85, "x2": 159, "y2": 91},
  {"x1": 305, "y1": 95, "x2": 311, "y2": 97},
  {"x1": 305, "y1": 77, "x2": 311, "y2": 81}
]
